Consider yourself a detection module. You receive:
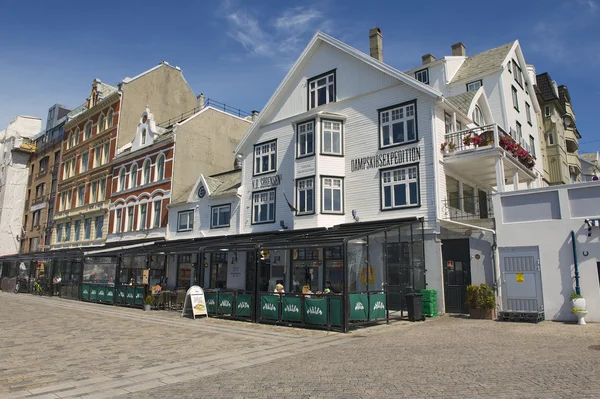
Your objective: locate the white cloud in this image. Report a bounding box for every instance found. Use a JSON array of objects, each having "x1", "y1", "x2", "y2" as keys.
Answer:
[{"x1": 221, "y1": 2, "x2": 334, "y2": 64}]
